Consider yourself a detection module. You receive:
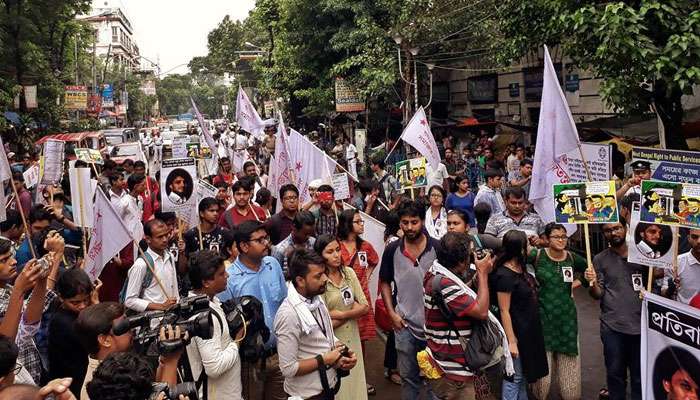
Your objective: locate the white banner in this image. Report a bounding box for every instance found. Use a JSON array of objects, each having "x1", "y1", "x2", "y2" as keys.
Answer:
[
  {"x1": 41, "y1": 140, "x2": 65, "y2": 185},
  {"x1": 84, "y1": 188, "x2": 133, "y2": 281},
  {"x1": 641, "y1": 293, "x2": 700, "y2": 400},
  {"x1": 236, "y1": 86, "x2": 264, "y2": 139},
  {"x1": 69, "y1": 168, "x2": 96, "y2": 228},
  {"x1": 400, "y1": 106, "x2": 441, "y2": 171},
  {"x1": 172, "y1": 137, "x2": 189, "y2": 159}
]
